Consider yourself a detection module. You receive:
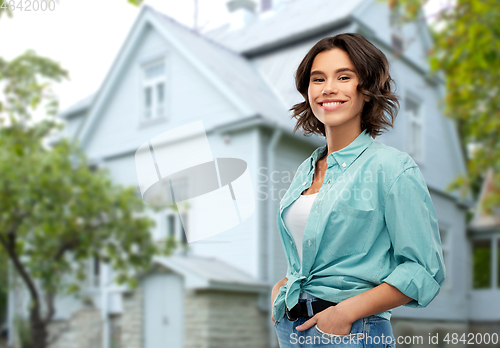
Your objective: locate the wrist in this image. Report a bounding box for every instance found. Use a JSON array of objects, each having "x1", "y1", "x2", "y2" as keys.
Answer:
[{"x1": 335, "y1": 301, "x2": 356, "y2": 324}]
